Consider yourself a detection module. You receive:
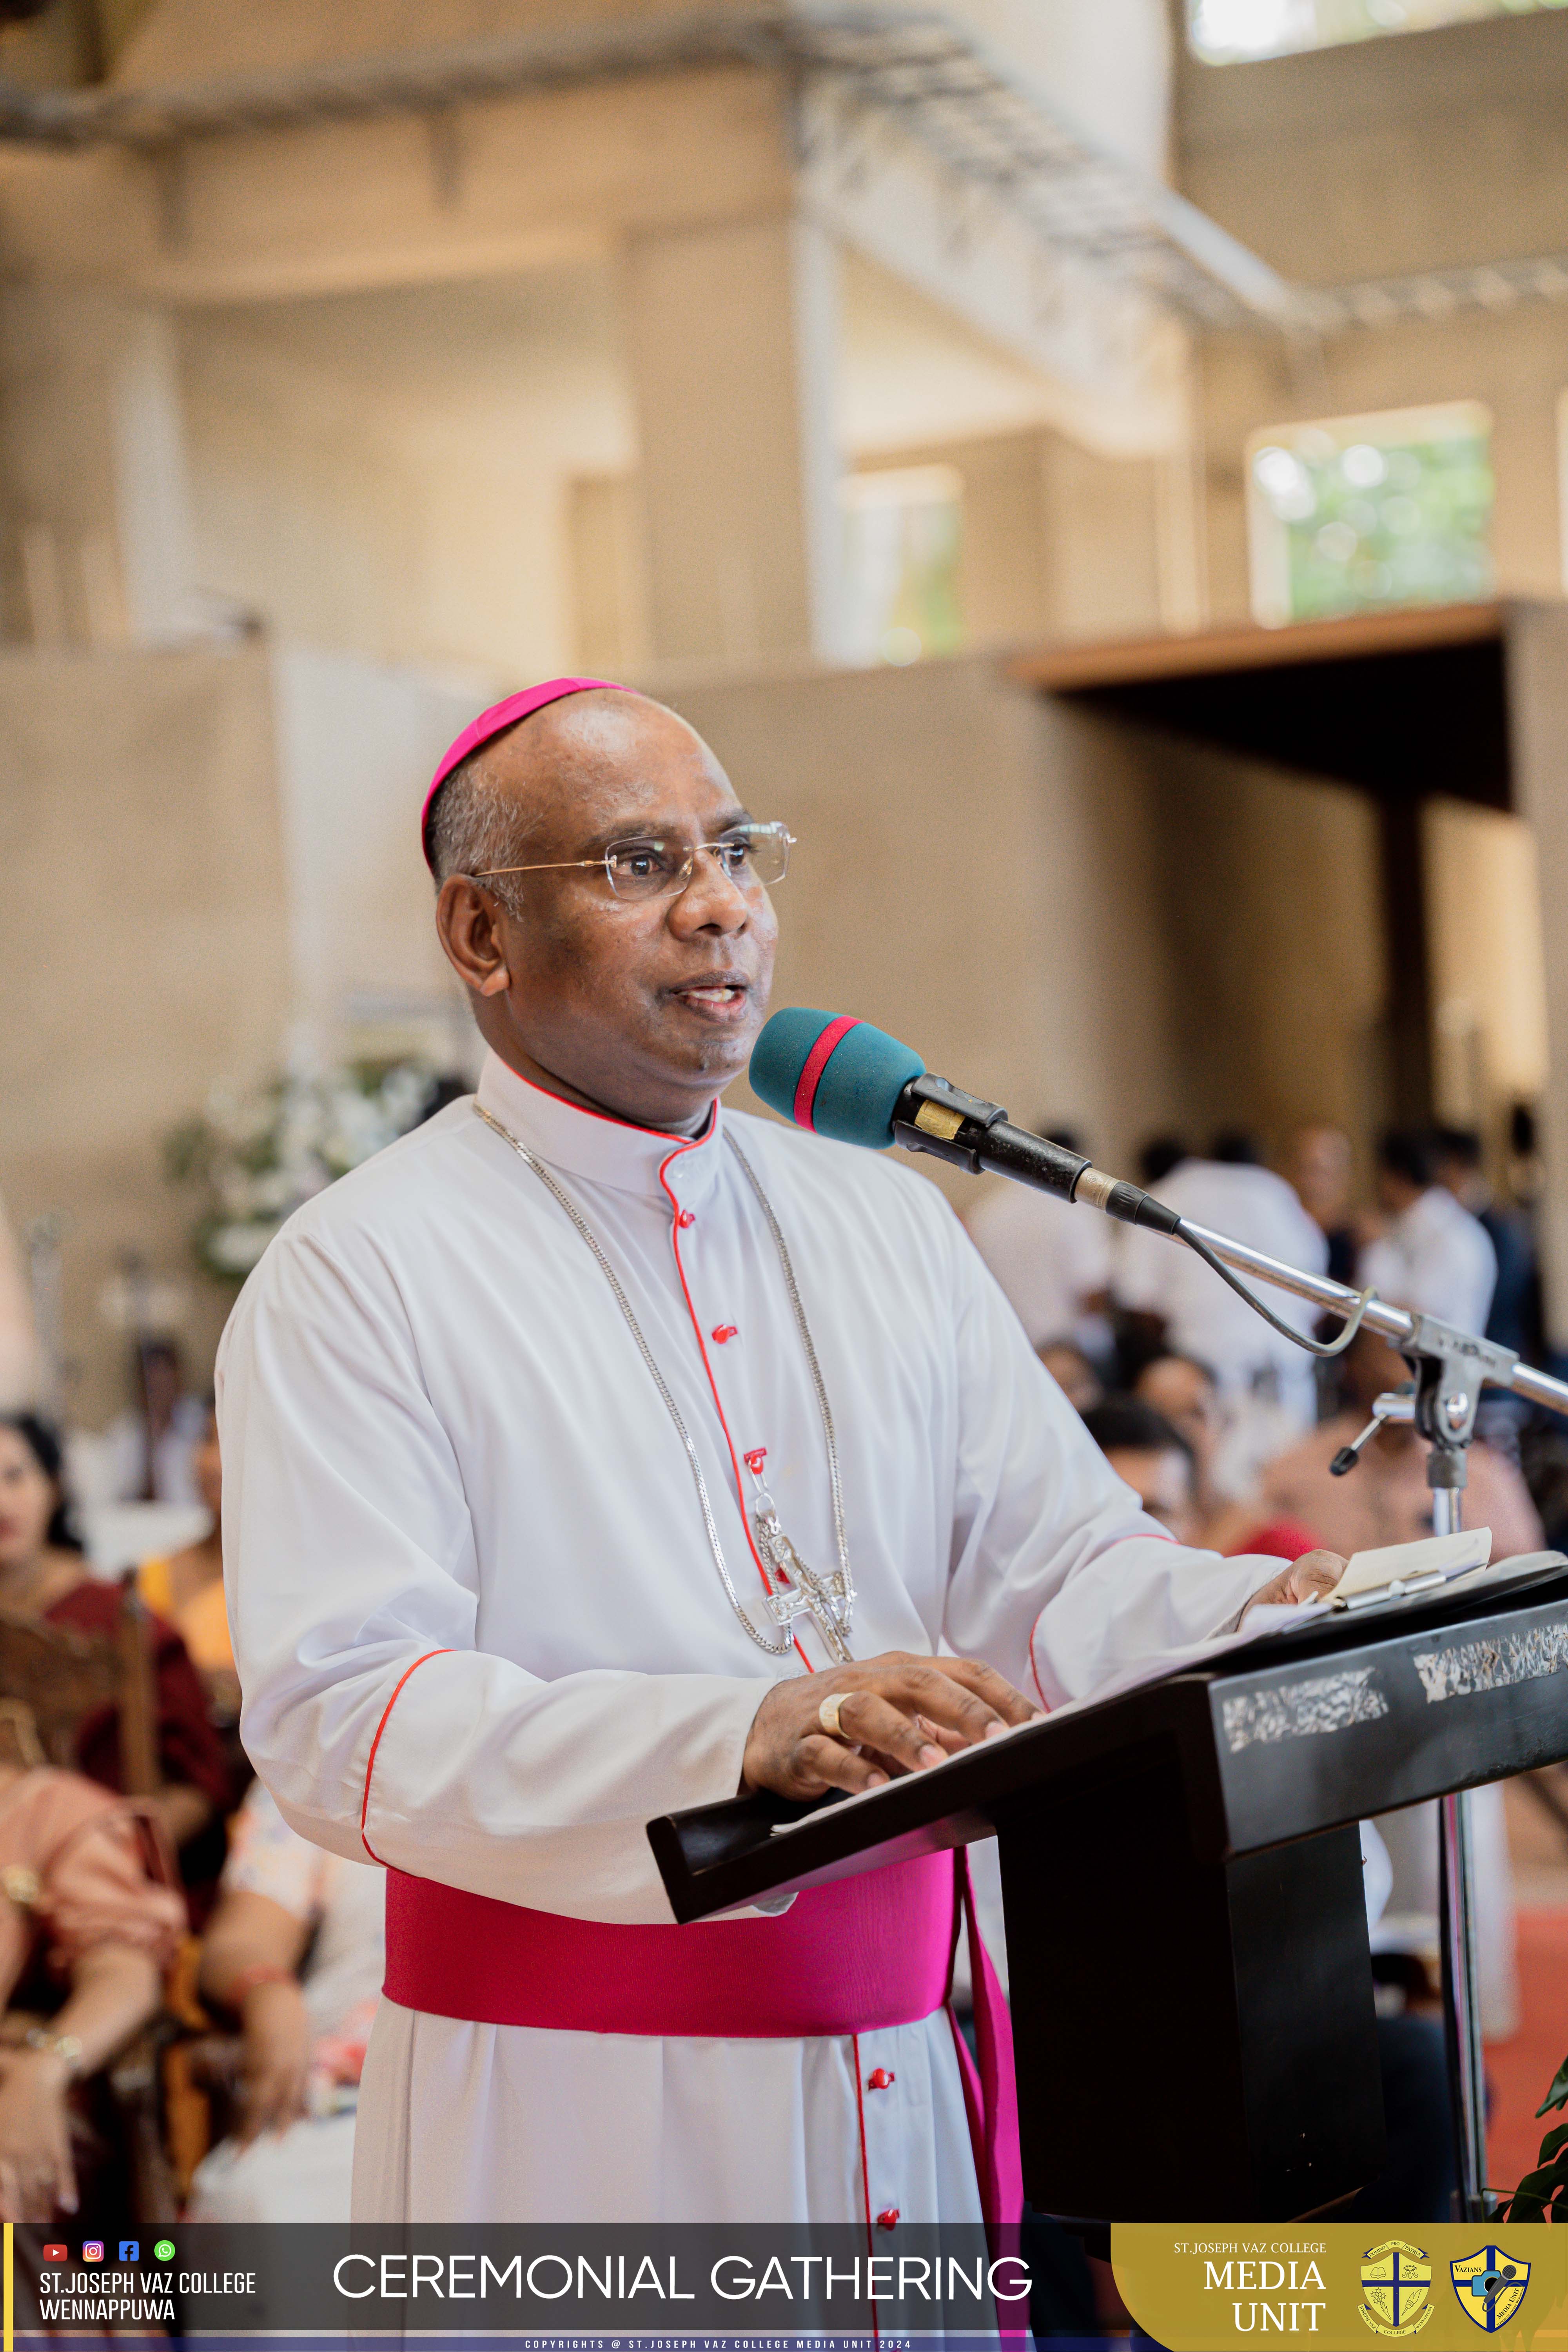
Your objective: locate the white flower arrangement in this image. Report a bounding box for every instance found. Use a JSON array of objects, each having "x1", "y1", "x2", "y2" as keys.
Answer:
[{"x1": 166, "y1": 1058, "x2": 443, "y2": 1282}]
